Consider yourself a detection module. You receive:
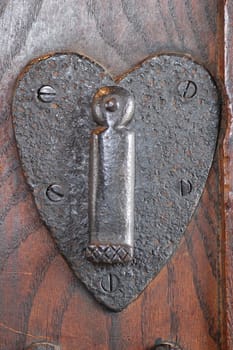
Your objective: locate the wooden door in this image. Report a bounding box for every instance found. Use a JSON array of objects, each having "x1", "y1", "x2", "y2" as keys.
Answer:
[{"x1": 0, "y1": 1, "x2": 231, "y2": 349}]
